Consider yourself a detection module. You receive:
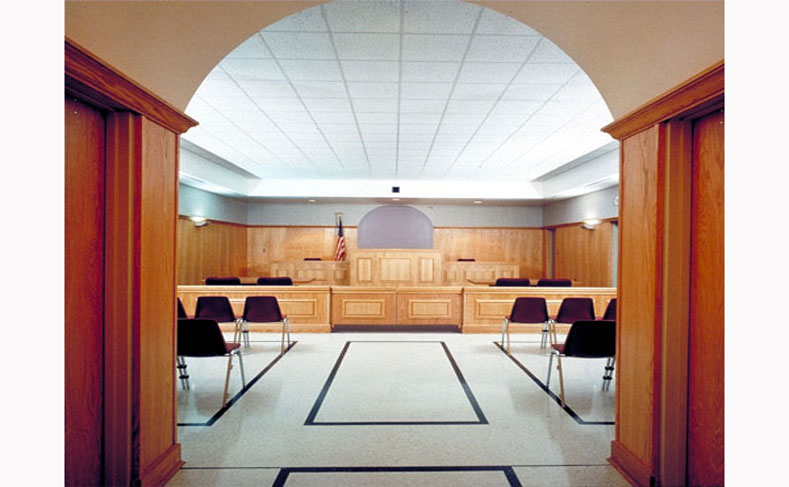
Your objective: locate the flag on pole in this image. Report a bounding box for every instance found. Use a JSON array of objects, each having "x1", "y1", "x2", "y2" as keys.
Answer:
[{"x1": 334, "y1": 217, "x2": 346, "y2": 261}]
